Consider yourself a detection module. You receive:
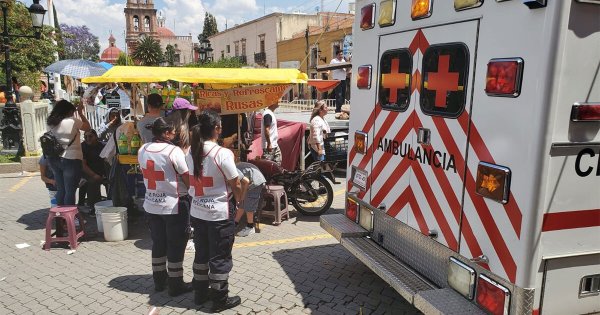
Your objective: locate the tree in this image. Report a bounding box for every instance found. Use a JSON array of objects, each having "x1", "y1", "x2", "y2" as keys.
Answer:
[
  {"x1": 131, "y1": 36, "x2": 163, "y2": 66},
  {"x1": 200, "y1": 12, "x2": 219, "y2": 40},
  {"x1": 115, "y1": 52, "x2": 134, "y2": 66},
  {"x1": 187, "y1": 56, "x2": 244, "y2": 68},
  {"x1": 59, "y1": 24, "x2": 100, "y2": 61},
  {"x1": 0, "y1": 1, "x2": 59, "y2": 89},
  {"x1": 165, "y1": 44, "x2": 176, "y2": 66}
]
